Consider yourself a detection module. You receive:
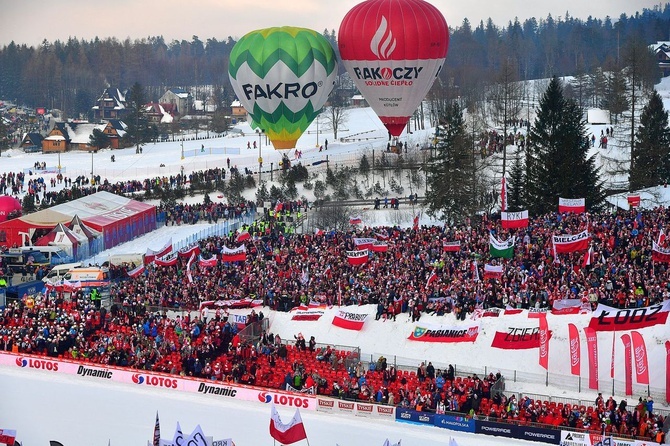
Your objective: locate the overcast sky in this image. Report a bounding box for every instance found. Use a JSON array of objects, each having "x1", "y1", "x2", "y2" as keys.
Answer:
[{"x1": 0, "y1": 0, "x2": 663, "y2": 47}]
